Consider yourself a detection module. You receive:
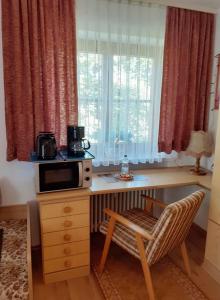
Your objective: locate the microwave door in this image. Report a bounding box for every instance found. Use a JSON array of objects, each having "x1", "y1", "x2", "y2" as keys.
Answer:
[{"x1": 39, "y1": 162, "x2": 80, "y2": 192}]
